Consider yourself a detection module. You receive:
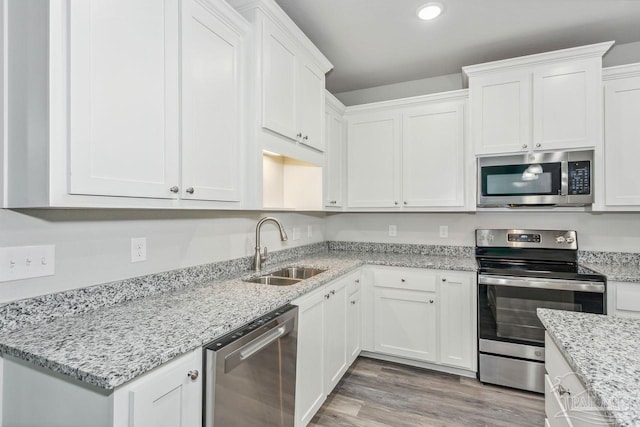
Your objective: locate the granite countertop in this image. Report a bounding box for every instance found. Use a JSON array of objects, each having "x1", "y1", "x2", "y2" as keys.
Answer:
[
  {"x1": 538, "y1": 308, "x2": 640, "y2": 426},
  {"x1": 581, "y1": 263, "x2": 640, "y2": 283},
  {"x1": 0, "y1": 251, "x2": 476, "y2": 390}
]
